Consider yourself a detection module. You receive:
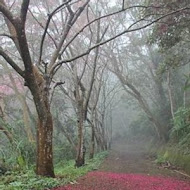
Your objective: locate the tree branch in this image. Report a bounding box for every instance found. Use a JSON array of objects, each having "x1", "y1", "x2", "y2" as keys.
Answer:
[
  {"x1": 28, "y1": 8, "x2": 58, "y2": 49},
  {"x1": 0, "y1": 47, "x2": 25, "y2": 78},
  {"x1": 50, "y1": 81, "x2": 65, "y2": 105},
  {"x1": 122, "y1": 0, "x2": 125, "y2": 10},
  {"x1": 49, "y1": 0, "x2": 90, "y2": 69},
  {"x1": 38, "y1": 0, "x2": 73, "y2": 65},
  {"x1": 0, "y1": 33, "x2": 14, "y2": 40},
  {"x1": 0, "y1": 0, "x2": 16, "y2": 26},
  {"x1": 60, "y1": 5, "x2": 163, "y2": 56},
  {"x1": 52, "y1": 6, "x2": 190, "y2": 74},
  {"x1": 0, "y1": 126, "x2": 13, "y2": 143},
  {"x1": 84, "y1": 17, "x2": 101, "y2": 120},
  {"x1": 20, "y1": 0, "x2": 30, "y2": 23}
]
